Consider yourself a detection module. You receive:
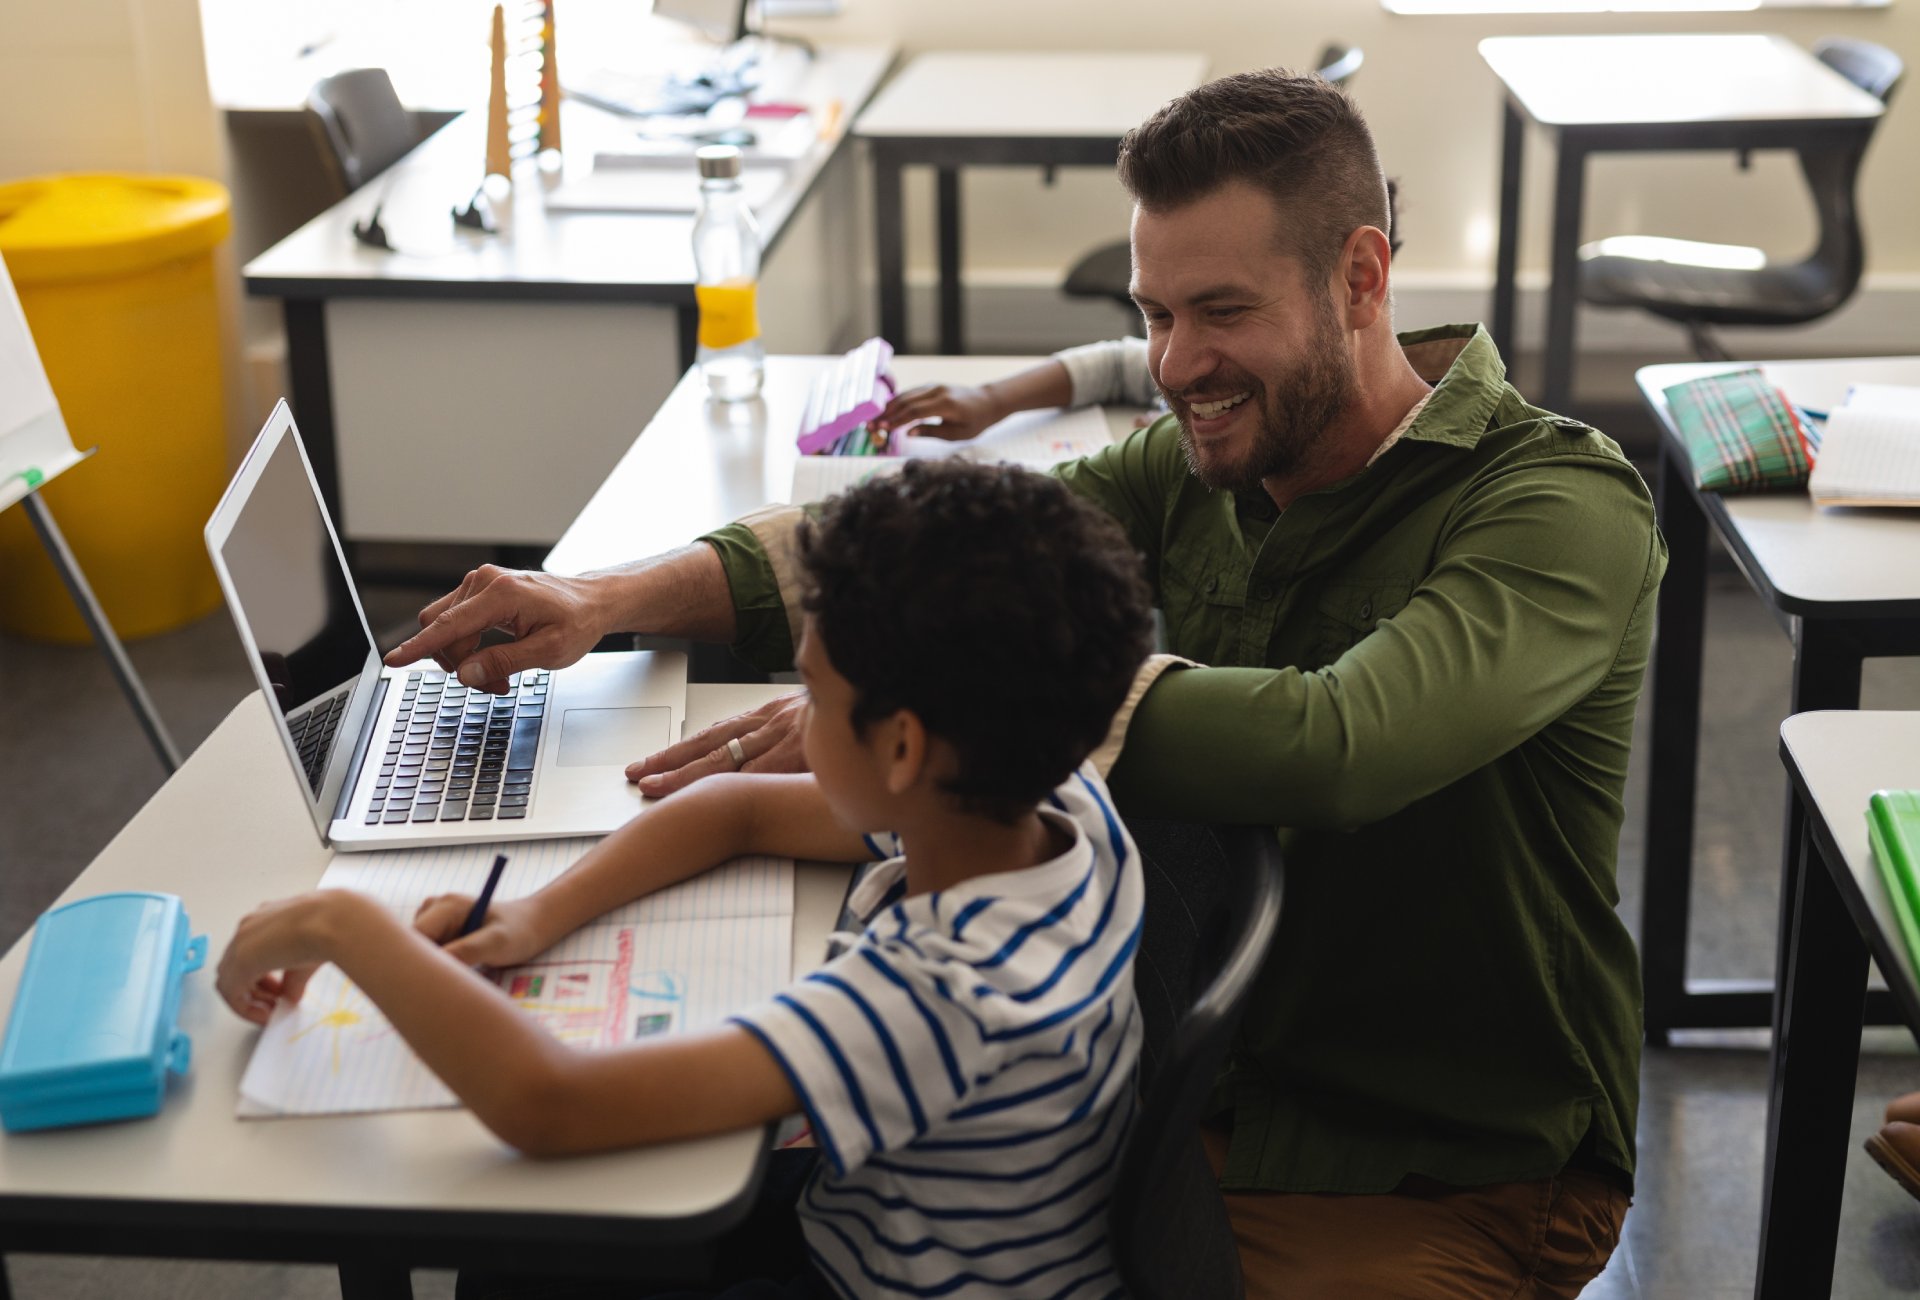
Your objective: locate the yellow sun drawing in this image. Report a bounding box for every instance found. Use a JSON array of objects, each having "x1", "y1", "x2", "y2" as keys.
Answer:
[{"x1": 288, "y1": 978, "x2": 376, "y2": 1074}]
